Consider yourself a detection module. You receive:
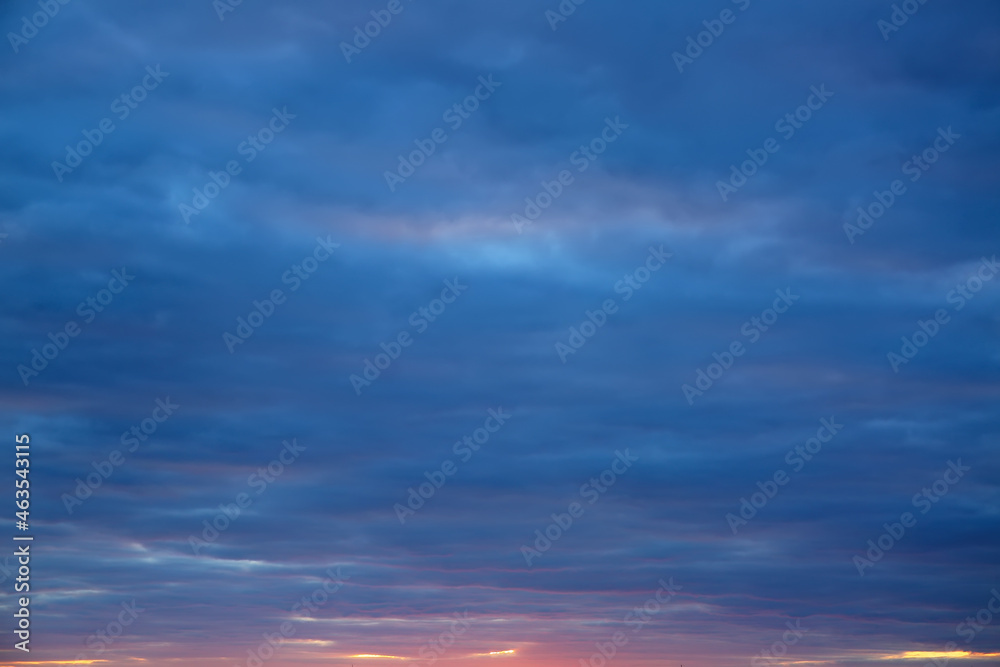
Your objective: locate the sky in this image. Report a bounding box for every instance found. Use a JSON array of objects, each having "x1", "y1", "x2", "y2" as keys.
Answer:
[{"x1": 1, "y1": 0, "x2": 999, "y2": 666}]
